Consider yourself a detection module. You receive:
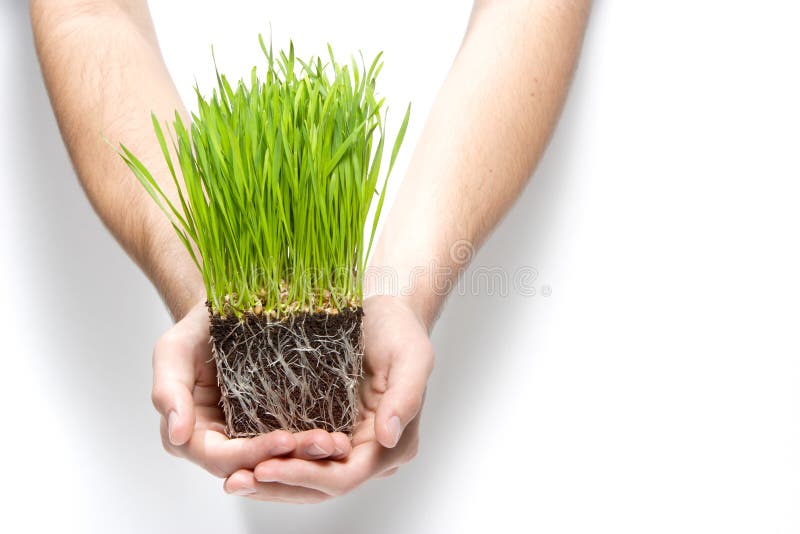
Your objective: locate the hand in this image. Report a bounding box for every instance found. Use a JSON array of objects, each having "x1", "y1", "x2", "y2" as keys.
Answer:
[
  {"x1": 223, "y1": 295, "x2": 435, "y2": 503},
  {"x1": 151, "y1": 302, "x2": 354, "y2": 485}
]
